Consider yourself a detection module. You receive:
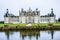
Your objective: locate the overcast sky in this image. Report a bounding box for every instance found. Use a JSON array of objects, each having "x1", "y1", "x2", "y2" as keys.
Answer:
[{"x1": 0, "y1": 0, "x2": 60, "y2": 21}]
